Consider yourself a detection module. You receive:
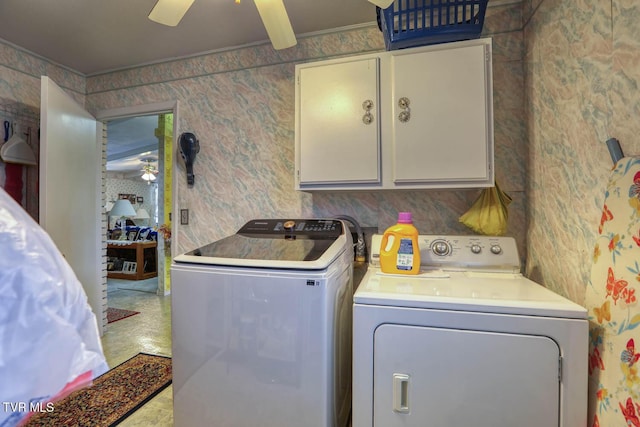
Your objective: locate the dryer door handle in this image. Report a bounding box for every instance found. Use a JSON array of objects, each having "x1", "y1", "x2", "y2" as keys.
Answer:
[{"x1": 392, "y1": 373, "x2": 410, "y2": 413}]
